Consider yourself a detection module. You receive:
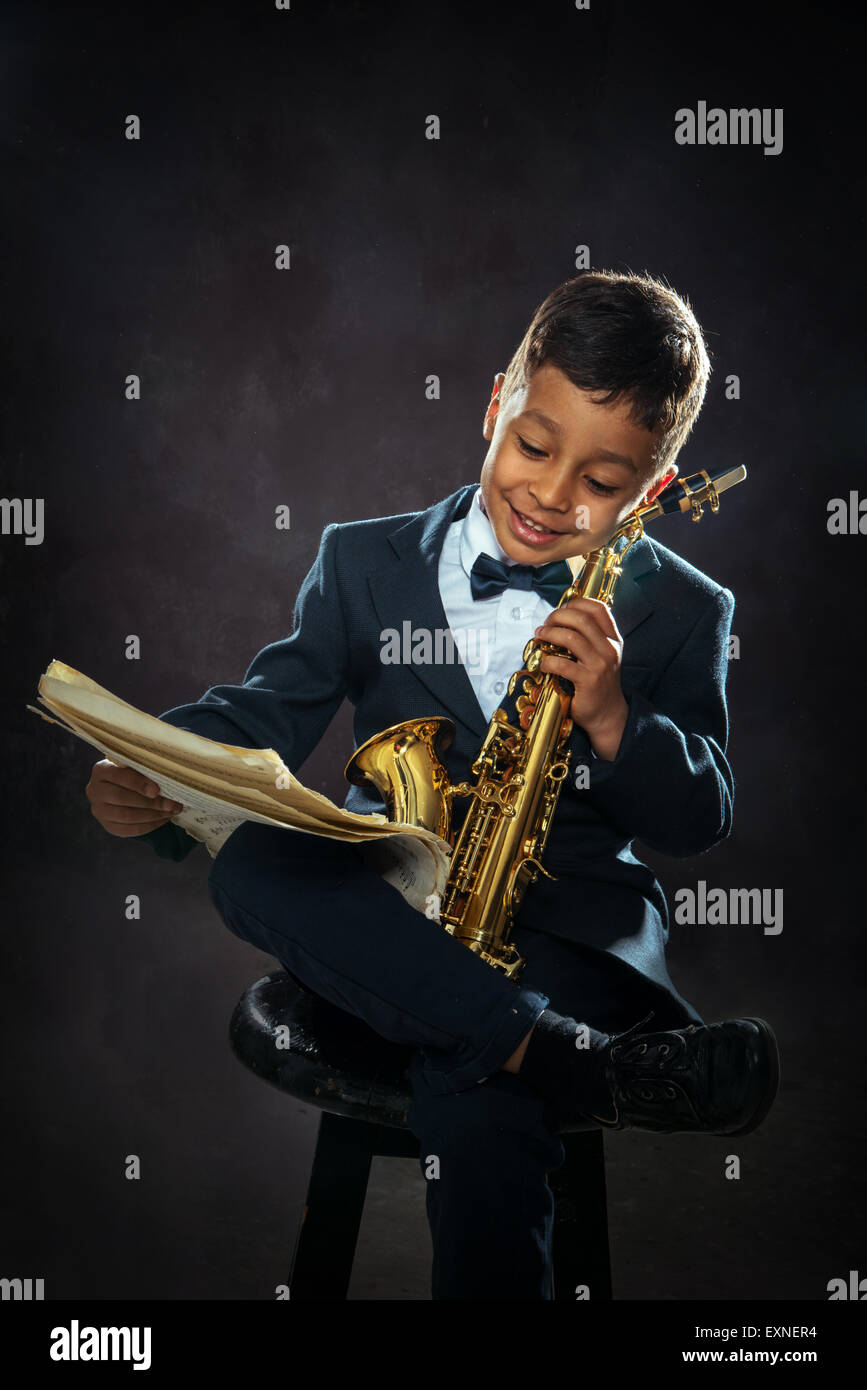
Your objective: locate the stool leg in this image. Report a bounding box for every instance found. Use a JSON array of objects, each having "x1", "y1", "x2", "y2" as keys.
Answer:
[
  {"x1": 550, "y1": 1130, "x2": 612, "y2": 1301},
  {"x1": 290, "y1": 1111, "x2": 374, "y2": 1300}
]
